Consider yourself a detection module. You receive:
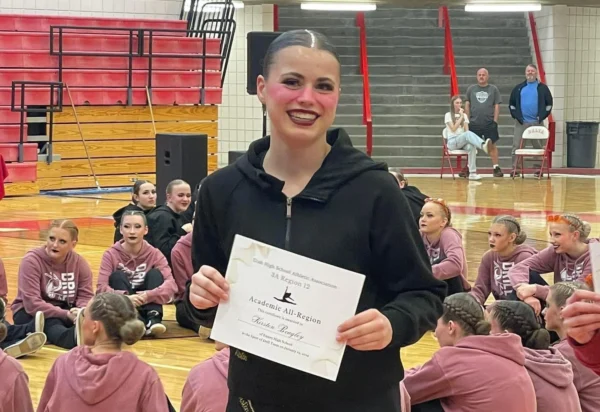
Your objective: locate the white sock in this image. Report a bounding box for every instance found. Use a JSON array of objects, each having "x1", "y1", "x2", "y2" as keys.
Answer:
[{"x1": 493, "y1": 164, "x2": 499, "y2": 169}]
